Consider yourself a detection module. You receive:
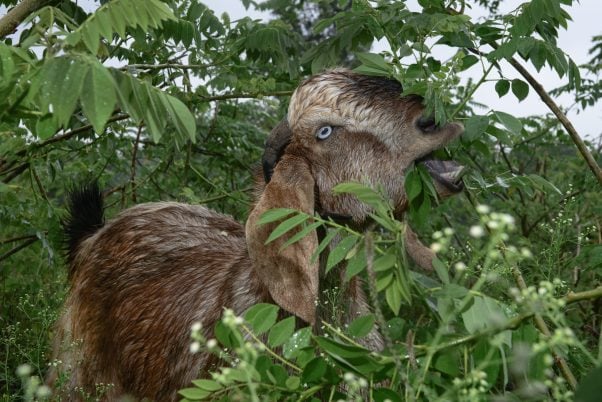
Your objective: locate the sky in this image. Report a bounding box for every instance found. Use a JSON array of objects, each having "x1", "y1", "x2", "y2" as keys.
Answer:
[{"x1": 209, "y1": 0, "x2": 601, "y2": 141}]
